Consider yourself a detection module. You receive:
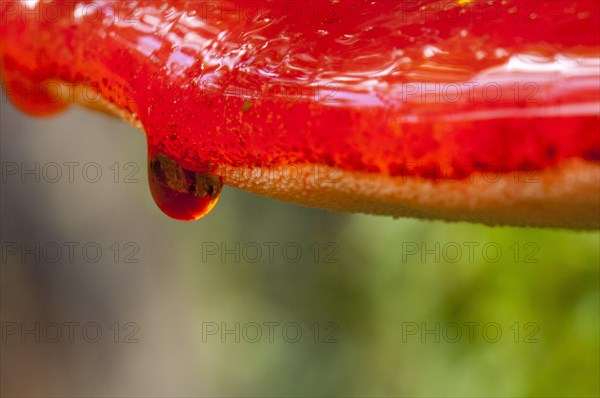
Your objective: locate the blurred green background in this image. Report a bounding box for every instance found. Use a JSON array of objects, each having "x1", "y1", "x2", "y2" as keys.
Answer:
[{"x1": 1, "y1": 103, "x2": 598, "y2": 397}]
